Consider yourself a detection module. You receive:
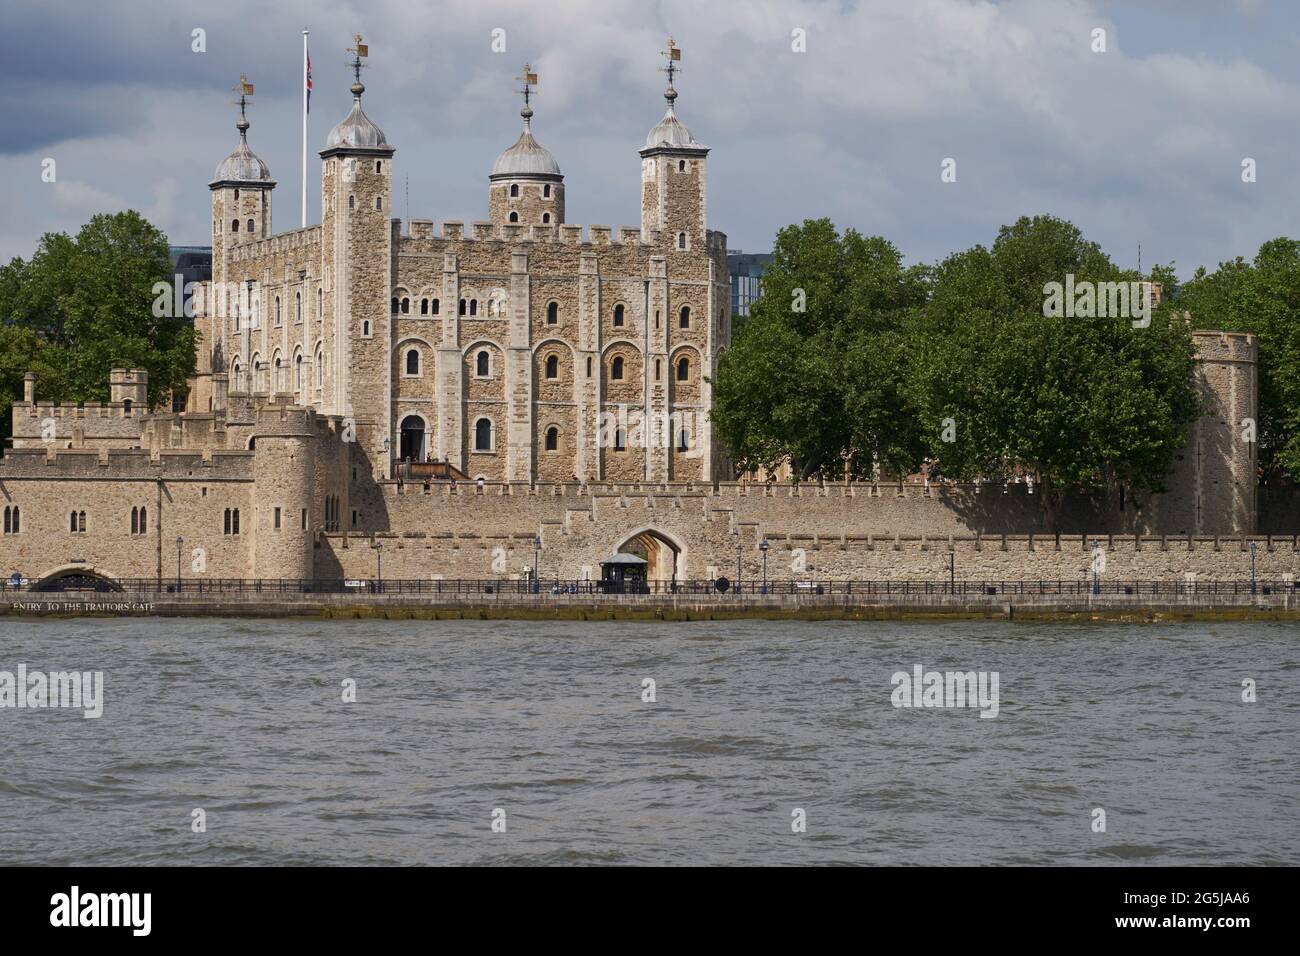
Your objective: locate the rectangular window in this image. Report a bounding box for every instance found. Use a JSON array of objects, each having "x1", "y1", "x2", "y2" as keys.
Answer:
[
  {"x1": 301, "y1": 509, "x2": 308, "y2": 530},
  {"x1": 351, "y1": 510, "x2": 359, "y2": 528},
  {"x1": 274, "y1": 507, "x2": 281, "y2": 530}
]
